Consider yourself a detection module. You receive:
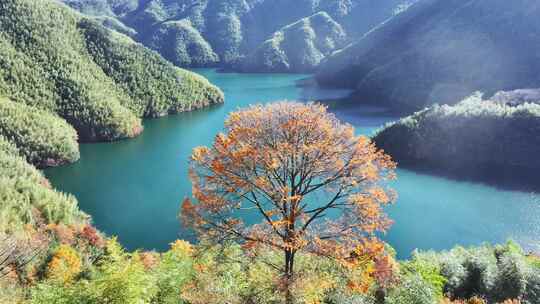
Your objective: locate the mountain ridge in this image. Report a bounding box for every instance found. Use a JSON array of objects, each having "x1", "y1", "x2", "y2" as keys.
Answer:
[
  {"x1": 316, "y1": 0, "x2": 540, "y2": 111},
  {"x1": 61, "y1": 0, "x2": 411, "y2": 70}
]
